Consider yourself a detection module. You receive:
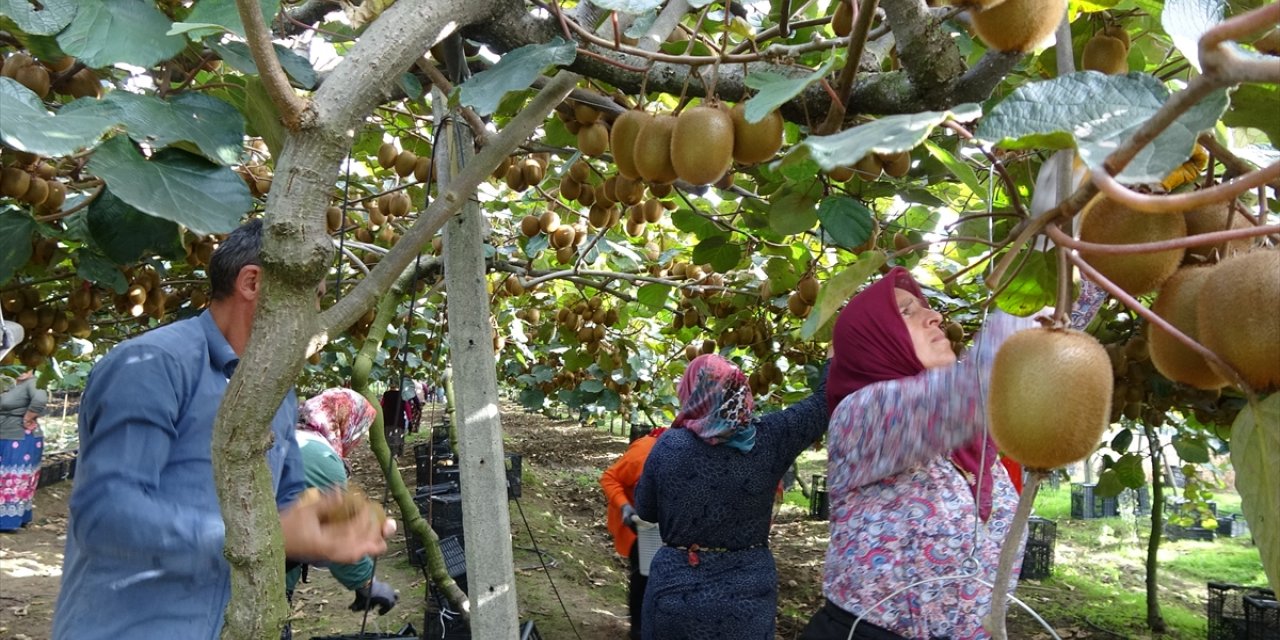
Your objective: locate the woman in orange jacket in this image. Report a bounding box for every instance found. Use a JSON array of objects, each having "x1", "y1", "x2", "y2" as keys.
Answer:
[{"x1": 600, "y1": 426, "x2": 665, "y2": 640}]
